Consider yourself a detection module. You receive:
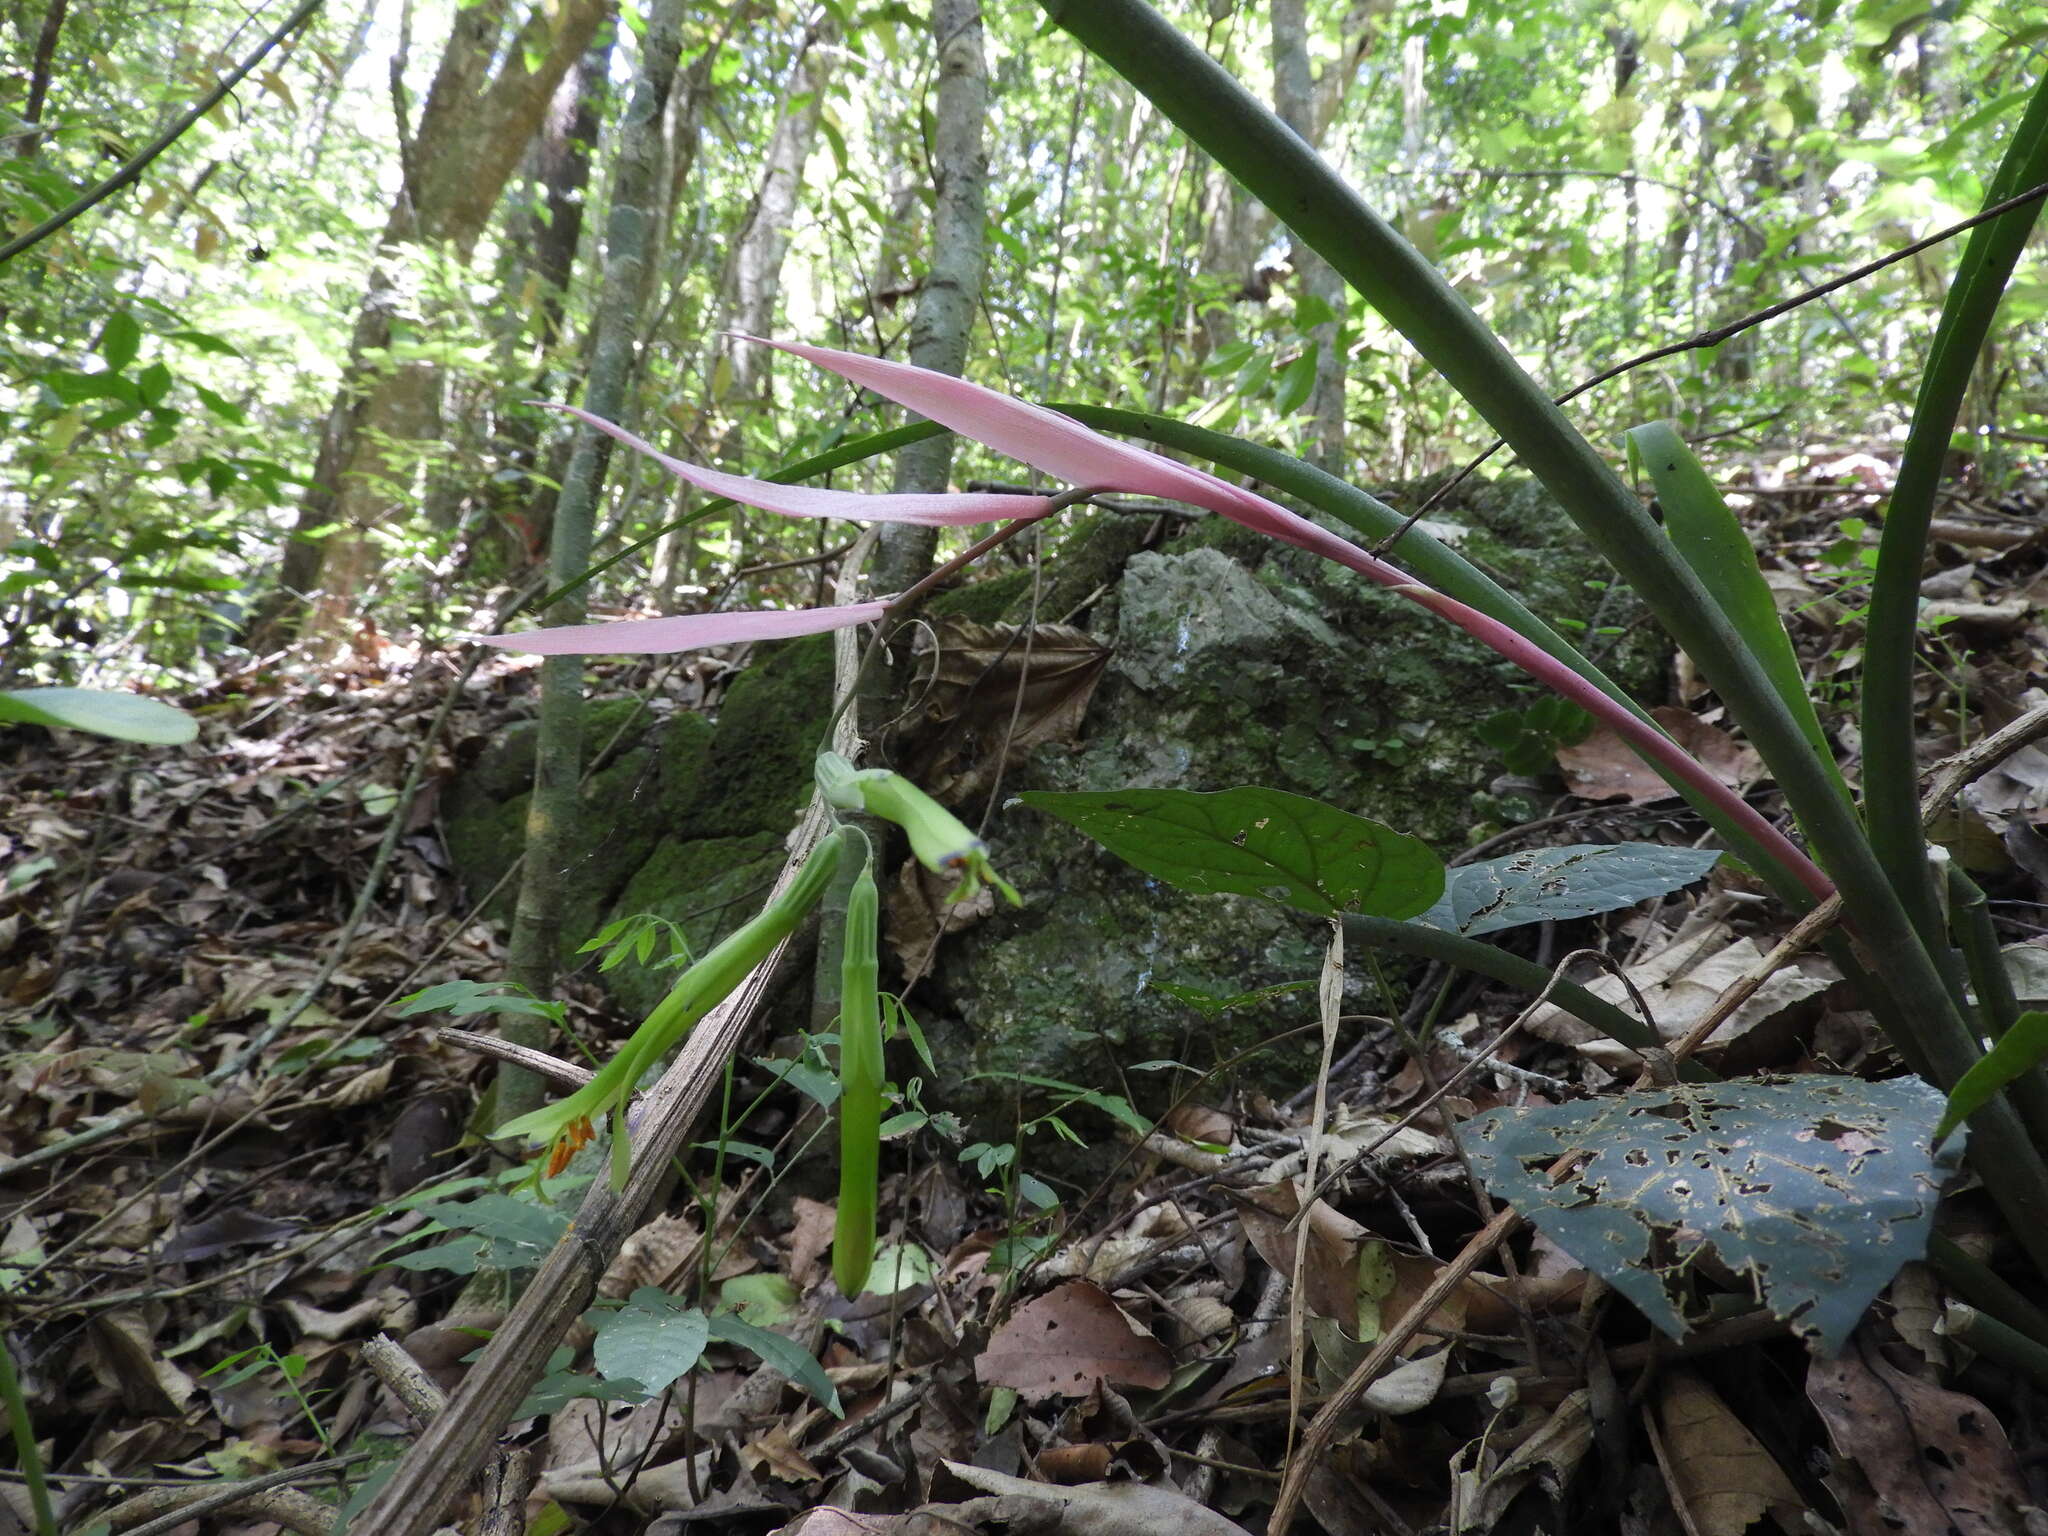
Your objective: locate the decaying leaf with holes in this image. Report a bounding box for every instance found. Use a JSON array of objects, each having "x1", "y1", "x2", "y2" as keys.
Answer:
[
  {"x1": 1462, "y1": 1075, "x2": 1962, "y2": 1353},
  {"x1": 976, "y1": 1280, "x2": 1173, "y2": 1400},
  {"x1": 1807, "y1": 1342, "x2": 2029, "y2": 1536}
]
